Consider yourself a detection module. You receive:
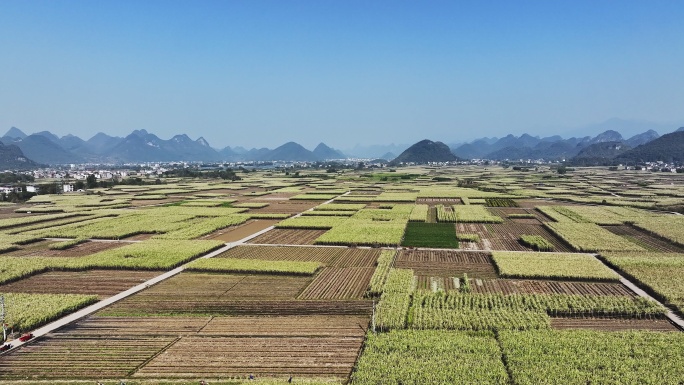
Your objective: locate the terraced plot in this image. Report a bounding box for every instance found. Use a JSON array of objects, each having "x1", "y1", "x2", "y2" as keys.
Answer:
[
  {"x1": 0, "y1": 269, "x2": 161, "y2": 297},
  {"x1": 247, "y1": 228, "x2": 328, "y2": 245},
  {"x1": 298, "y1": 267, "x2": 374, "y2": 299},
  {"x1": 396, "y1": 249, "x2": 498, "y2": 279}
]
